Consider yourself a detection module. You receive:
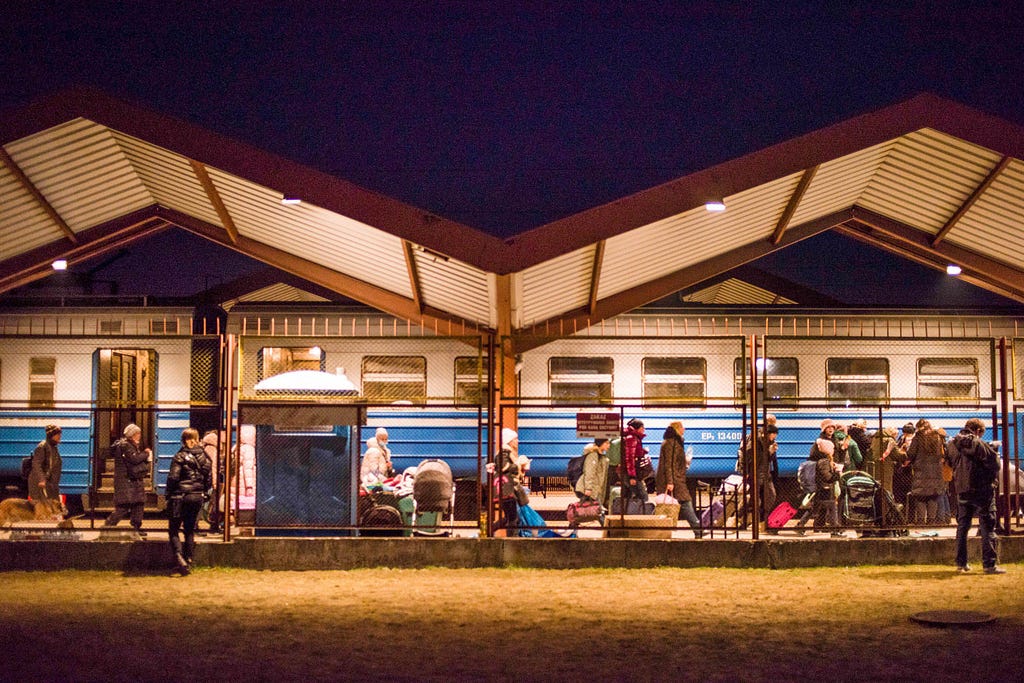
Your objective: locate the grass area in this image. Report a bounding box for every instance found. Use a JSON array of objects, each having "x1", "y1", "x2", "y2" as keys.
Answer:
[{"x1": 3, "y1": 565, "x2": 1021, "y2": 681}]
